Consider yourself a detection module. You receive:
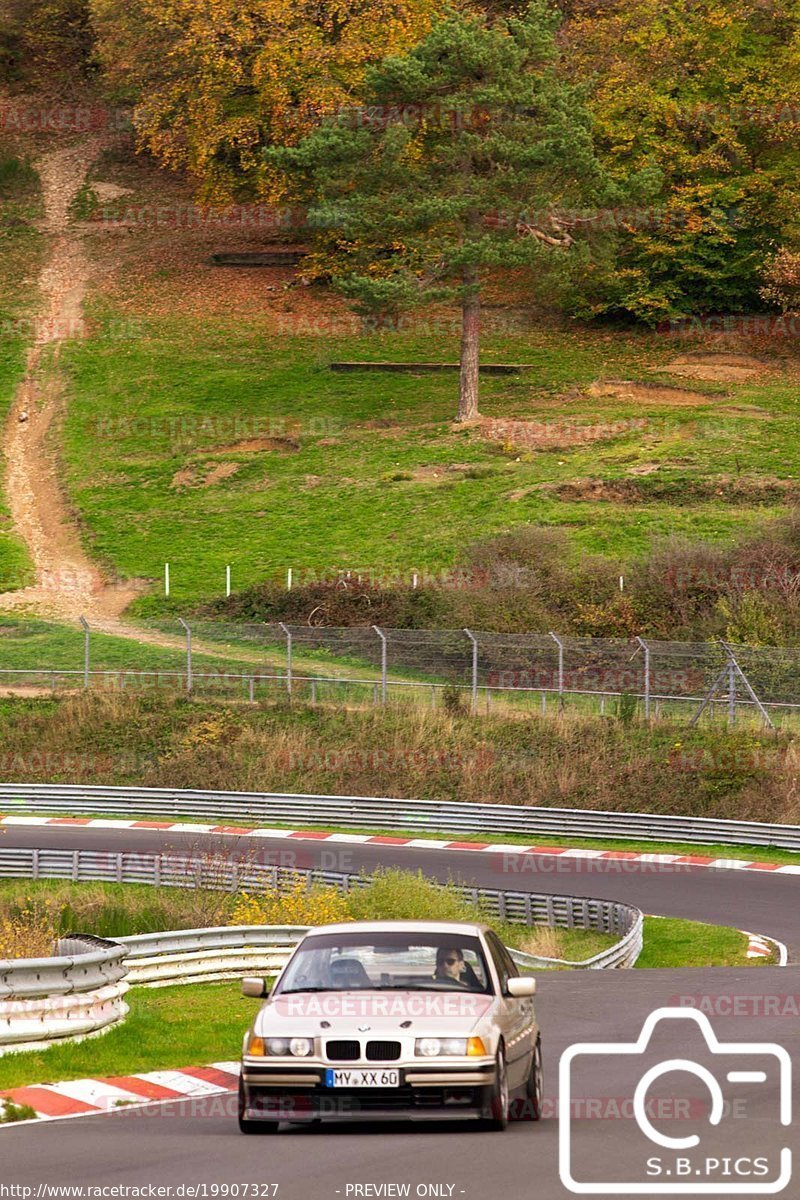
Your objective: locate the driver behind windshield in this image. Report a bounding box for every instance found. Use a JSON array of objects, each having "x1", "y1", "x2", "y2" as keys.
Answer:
[{"x1": 434, "y1": 947, "x2": 479, "y2": 988}]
